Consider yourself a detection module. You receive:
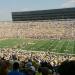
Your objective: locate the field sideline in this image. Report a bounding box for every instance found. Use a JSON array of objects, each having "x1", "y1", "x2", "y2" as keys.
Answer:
[{"x1": 0, "y1": 38, "x2": 75, "y2": 54}]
